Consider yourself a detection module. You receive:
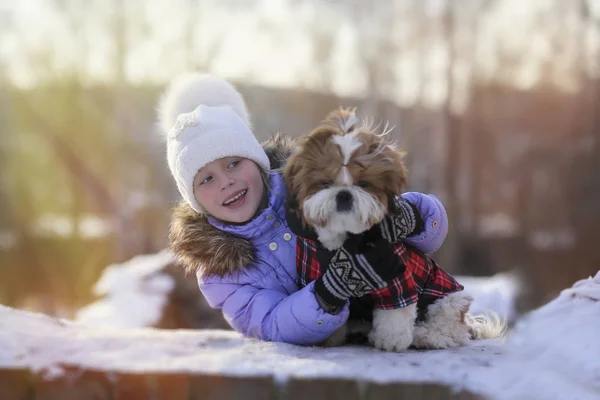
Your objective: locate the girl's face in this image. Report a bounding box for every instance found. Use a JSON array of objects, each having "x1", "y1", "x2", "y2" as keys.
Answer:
[{"x1": 193, "y1": 157, "x2": 265, "y2": 223}]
